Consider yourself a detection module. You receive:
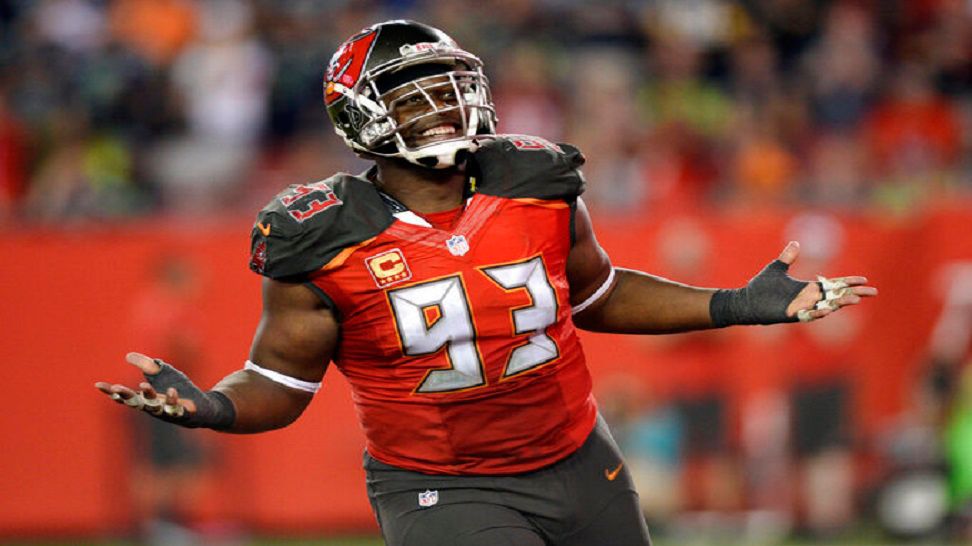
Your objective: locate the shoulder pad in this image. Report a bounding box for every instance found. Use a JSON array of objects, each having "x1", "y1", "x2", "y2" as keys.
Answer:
[
  {"x1": 472, "y1": 135, "x2": 586, "y2": 201},
  {"x1": 249, "y1": 173, "x2": 393, "y2": 279}
]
